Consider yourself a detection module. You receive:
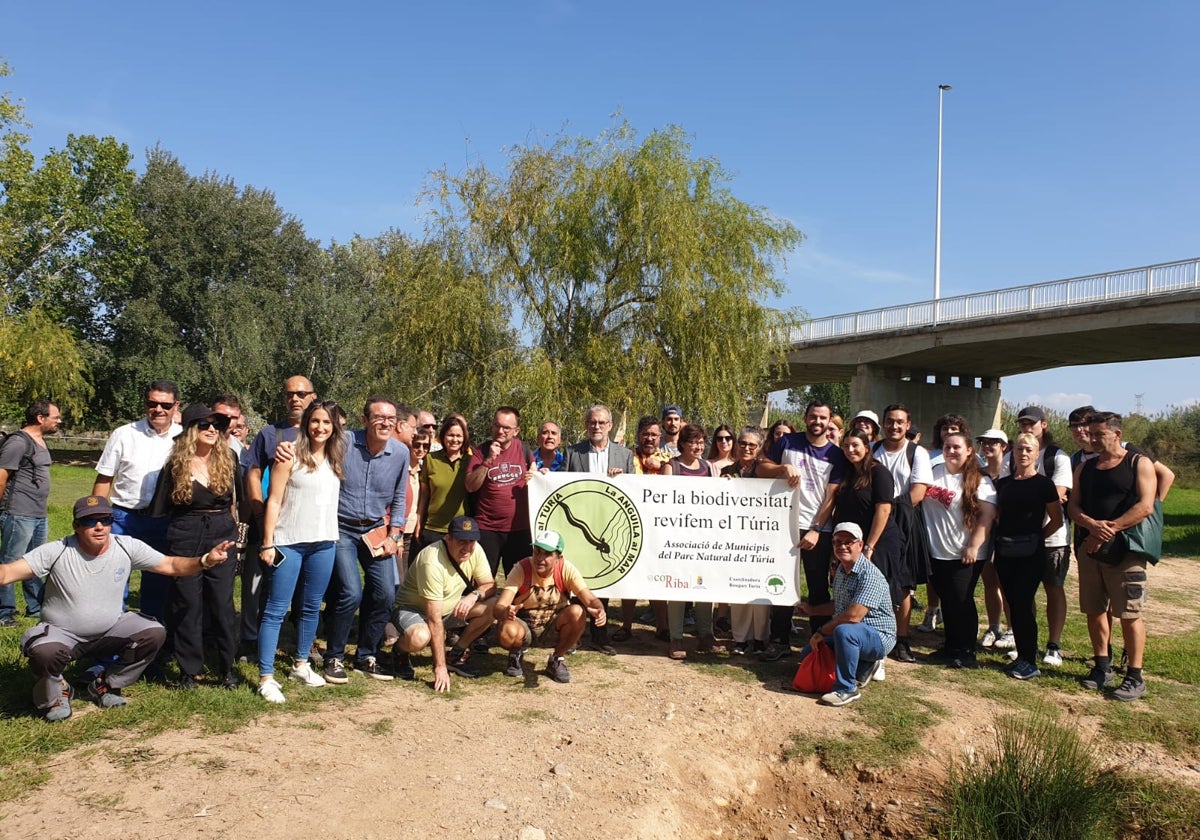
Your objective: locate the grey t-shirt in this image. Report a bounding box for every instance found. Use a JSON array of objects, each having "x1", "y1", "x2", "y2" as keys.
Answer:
[
  {"x1": 24, "y1": 535, "x2": 164, "y2": 637},
  {"x1": 0, "y1": 432, "x2": 52, "y2": 517}
]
